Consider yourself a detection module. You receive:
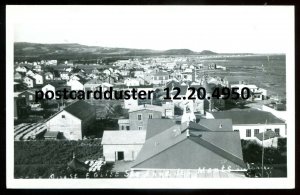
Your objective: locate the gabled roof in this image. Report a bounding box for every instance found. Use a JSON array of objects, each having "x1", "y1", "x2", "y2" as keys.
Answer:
[
  {"x1": 131, "y1": 123, "x2": 245, "y2": 169},
  {"x1": 146, "y1": 118, "x2": 177, "y2": 139},
  {"x1": 64, "y1": 100, "x2": 95, "y2": 120},
  {"x1": 19, "y1": 90, "x2": 36, "y2": 95},
  {"x1": 46, "y1": 100, "x2": 94, "y2": 122},
  {"x1": 101, "y1": 130, "x2": 146, "y2": 145},
  {"x1": 210, "y1": 110, "x2": 285, "y2": 124}
]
